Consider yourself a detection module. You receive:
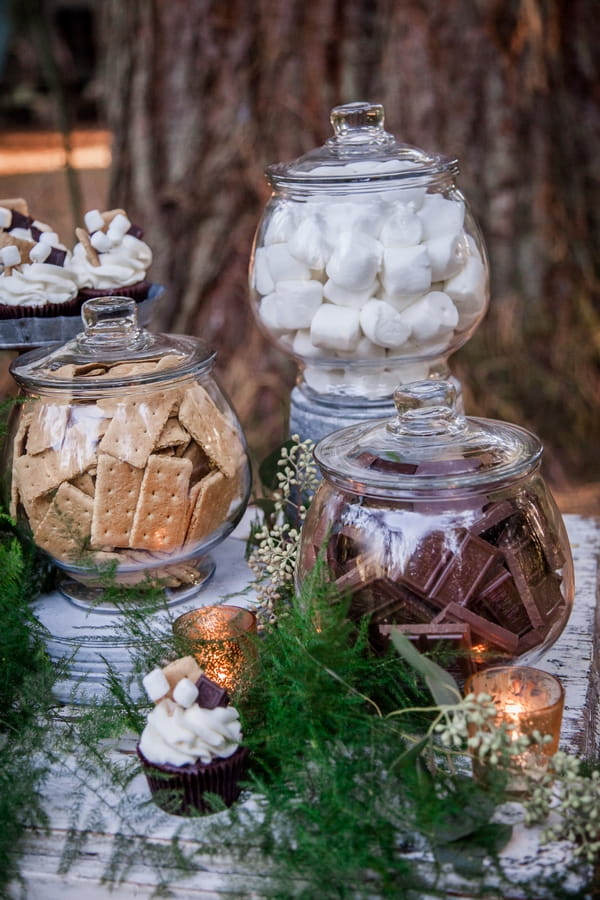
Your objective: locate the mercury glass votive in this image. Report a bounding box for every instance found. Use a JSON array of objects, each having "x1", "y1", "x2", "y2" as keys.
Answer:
[
  {"x1": 172, "y1": 605, "x2": 257, "y2": 693},
  {"x1": 464, "y1": 665, "x2": 565, "y2": 794}
]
